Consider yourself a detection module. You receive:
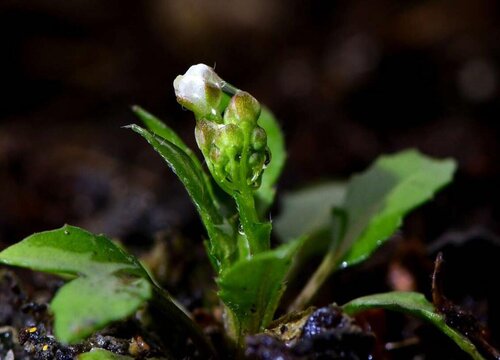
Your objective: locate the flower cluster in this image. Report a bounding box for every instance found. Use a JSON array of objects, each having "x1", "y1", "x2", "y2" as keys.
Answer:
[{"x1": 174, "y1": 64, "x2": 269, "y2": 193}]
